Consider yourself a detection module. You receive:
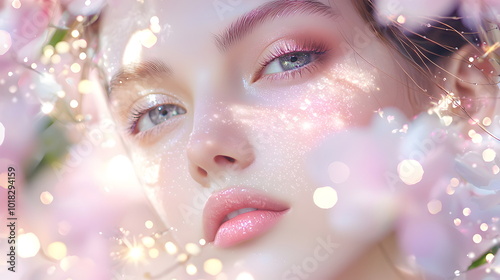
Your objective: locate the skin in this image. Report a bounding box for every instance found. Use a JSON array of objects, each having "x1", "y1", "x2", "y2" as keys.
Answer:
[{"x1": 99, "y1": 0, "x2": 436, "y2": 278}]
